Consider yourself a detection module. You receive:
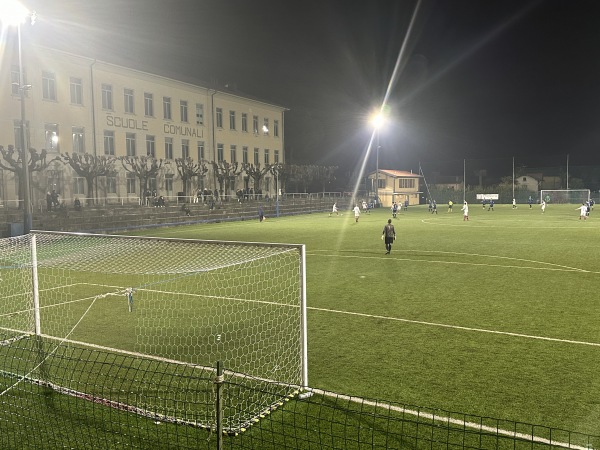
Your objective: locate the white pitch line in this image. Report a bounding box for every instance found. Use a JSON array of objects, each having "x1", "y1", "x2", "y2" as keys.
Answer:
[
  {"x1": 308, "y1": 250, "x2": 597, "y2": 274},
  {"x1": 312, "y1": 388, "x2": 592, "y2": 450},
  {"x1": 308, "y1": 305, "x2": 600, "y2": 347},
  {"x1": 420, "y1": 217, "x2": 600, "y2": 230},
  {"x1": 36, "y1": 283, "x2": 600, "y2": 347}
]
